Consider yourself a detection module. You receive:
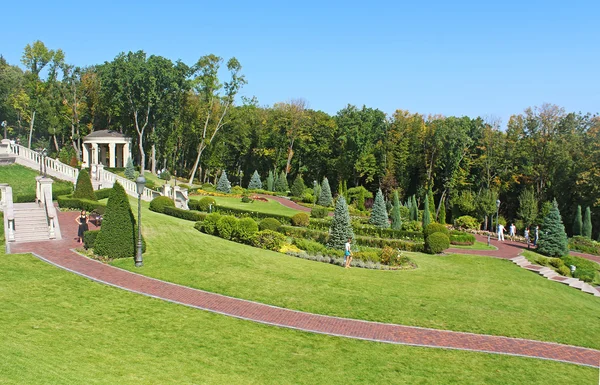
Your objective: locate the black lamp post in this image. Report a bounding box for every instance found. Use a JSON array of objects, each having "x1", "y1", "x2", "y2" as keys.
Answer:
[
  {"x1": 135, "y1": 175, "x2": 146, "y2": 267},
  {"x1": 495, "y1": 199, "x2": 501, "y2": 234},
  {"x1": 41, "y1": 148, "x2": 47, "y2": 177}
]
